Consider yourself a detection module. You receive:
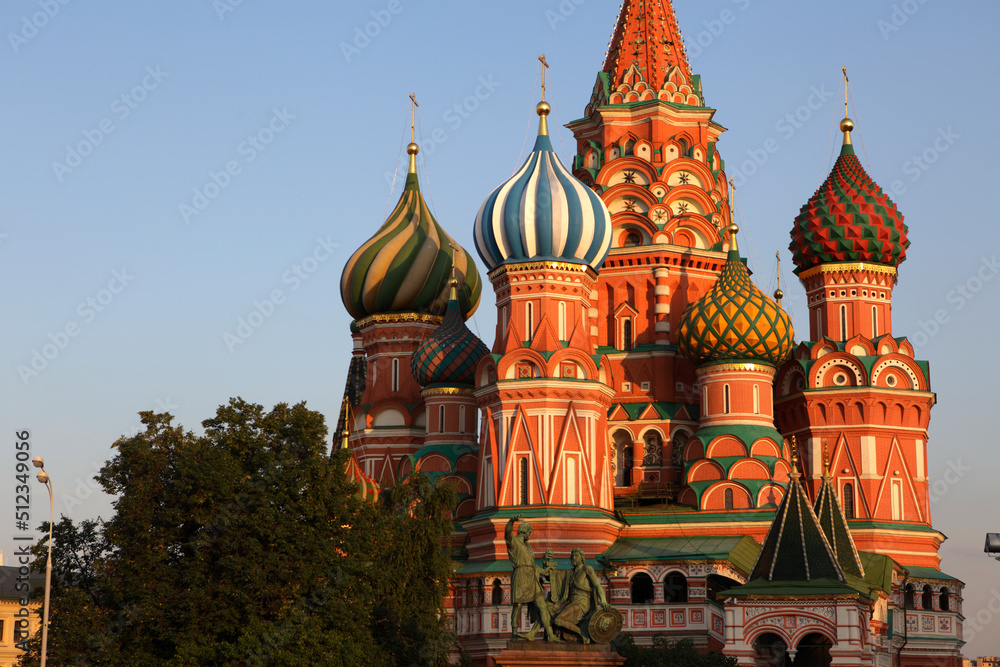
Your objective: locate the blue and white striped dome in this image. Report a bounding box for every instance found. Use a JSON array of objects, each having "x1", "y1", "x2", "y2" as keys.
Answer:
[{"x1": 474, "y1": 103, "x2": 612, "y2": 272}]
